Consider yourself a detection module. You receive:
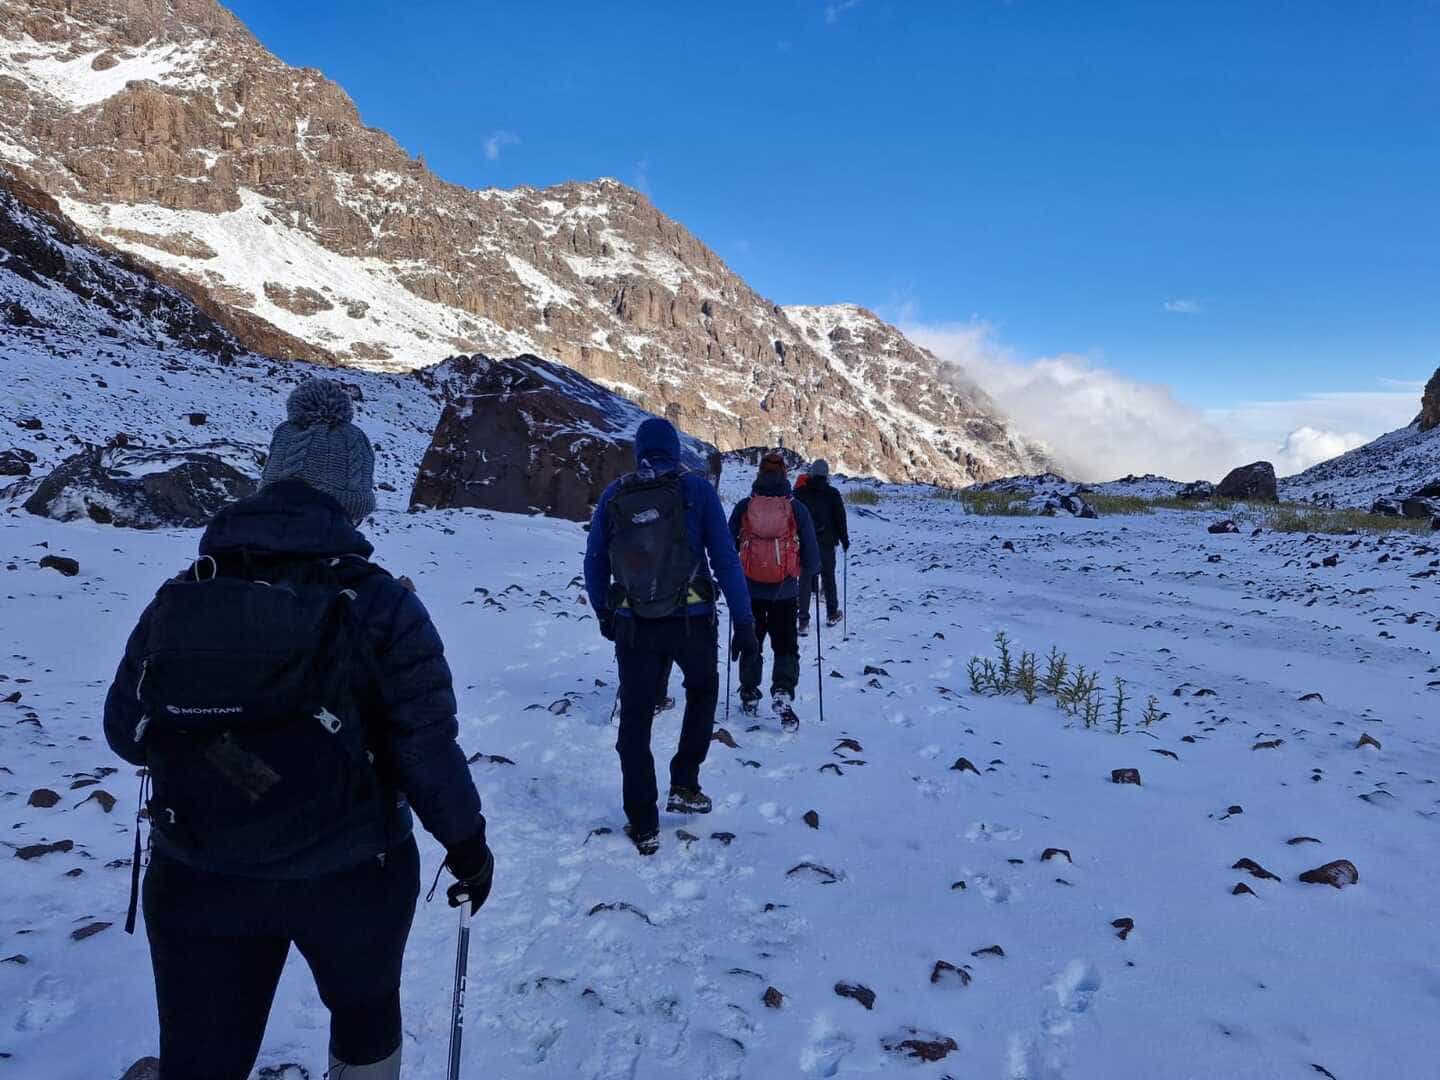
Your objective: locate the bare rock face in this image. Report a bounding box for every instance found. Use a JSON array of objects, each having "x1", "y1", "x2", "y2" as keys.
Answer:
[
  {"x1": 1217, "y1": 461, "x2": 1278, "y2": 502},
  {"x1": 1420, "y1": 367, "x2": 1440, "y2": 432},
  {"x1": 410, "y1": 354, "x2": 719, "y2": 522},
  {"x1": 0, "y1": 0, "x2": 1047, "y2": 487},
  {"x1": 24, "y1": 442, "x2": 261, "y2": 528}
]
